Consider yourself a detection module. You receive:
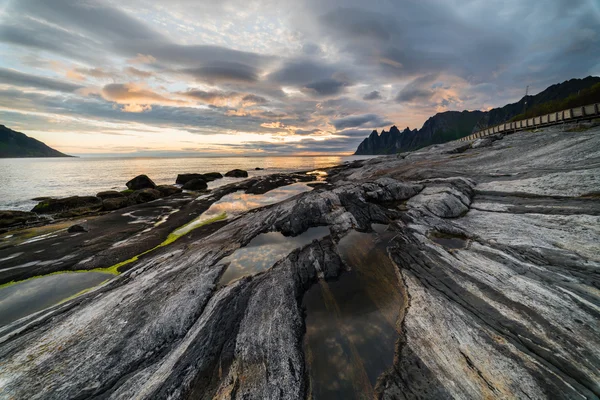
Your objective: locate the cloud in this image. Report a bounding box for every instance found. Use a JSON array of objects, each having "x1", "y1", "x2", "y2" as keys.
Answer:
[
  {"x1": 363, "y1": 90, "x2": 382, "y2": 100},
  {"x1": 395, "y1": 74, "x2": 439, "y2": 103},
  {"x1": 100, "y1": 83, "x2": 181, "y2": 108},
  {"x1": 303, "y1": 79, "x2": 349, "y2": 97},
  {"x1": 0, "y1": 68, "x2": 83, "y2": 93},
  {"x1": 125, "y1": 67, "x2": 153, "y2": 78},
  {"x1": 0, "y1": 0, "x2": 599, "y2": 154},
  {"x1": 241, "y1": 94, "x2": 268, "y2": 106},
  {"x1": 121, "y1": 104, "x2": 152, "y2": 113},
  {"x1": 332, "y1": 113, "x2": 392, "y2": 130},
  {"x1": 268, "y1": 60, "x2": 339, "y2": 85},
  {"x1": 183, "y1": 62, "x2": 259, "y2": 83}
]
